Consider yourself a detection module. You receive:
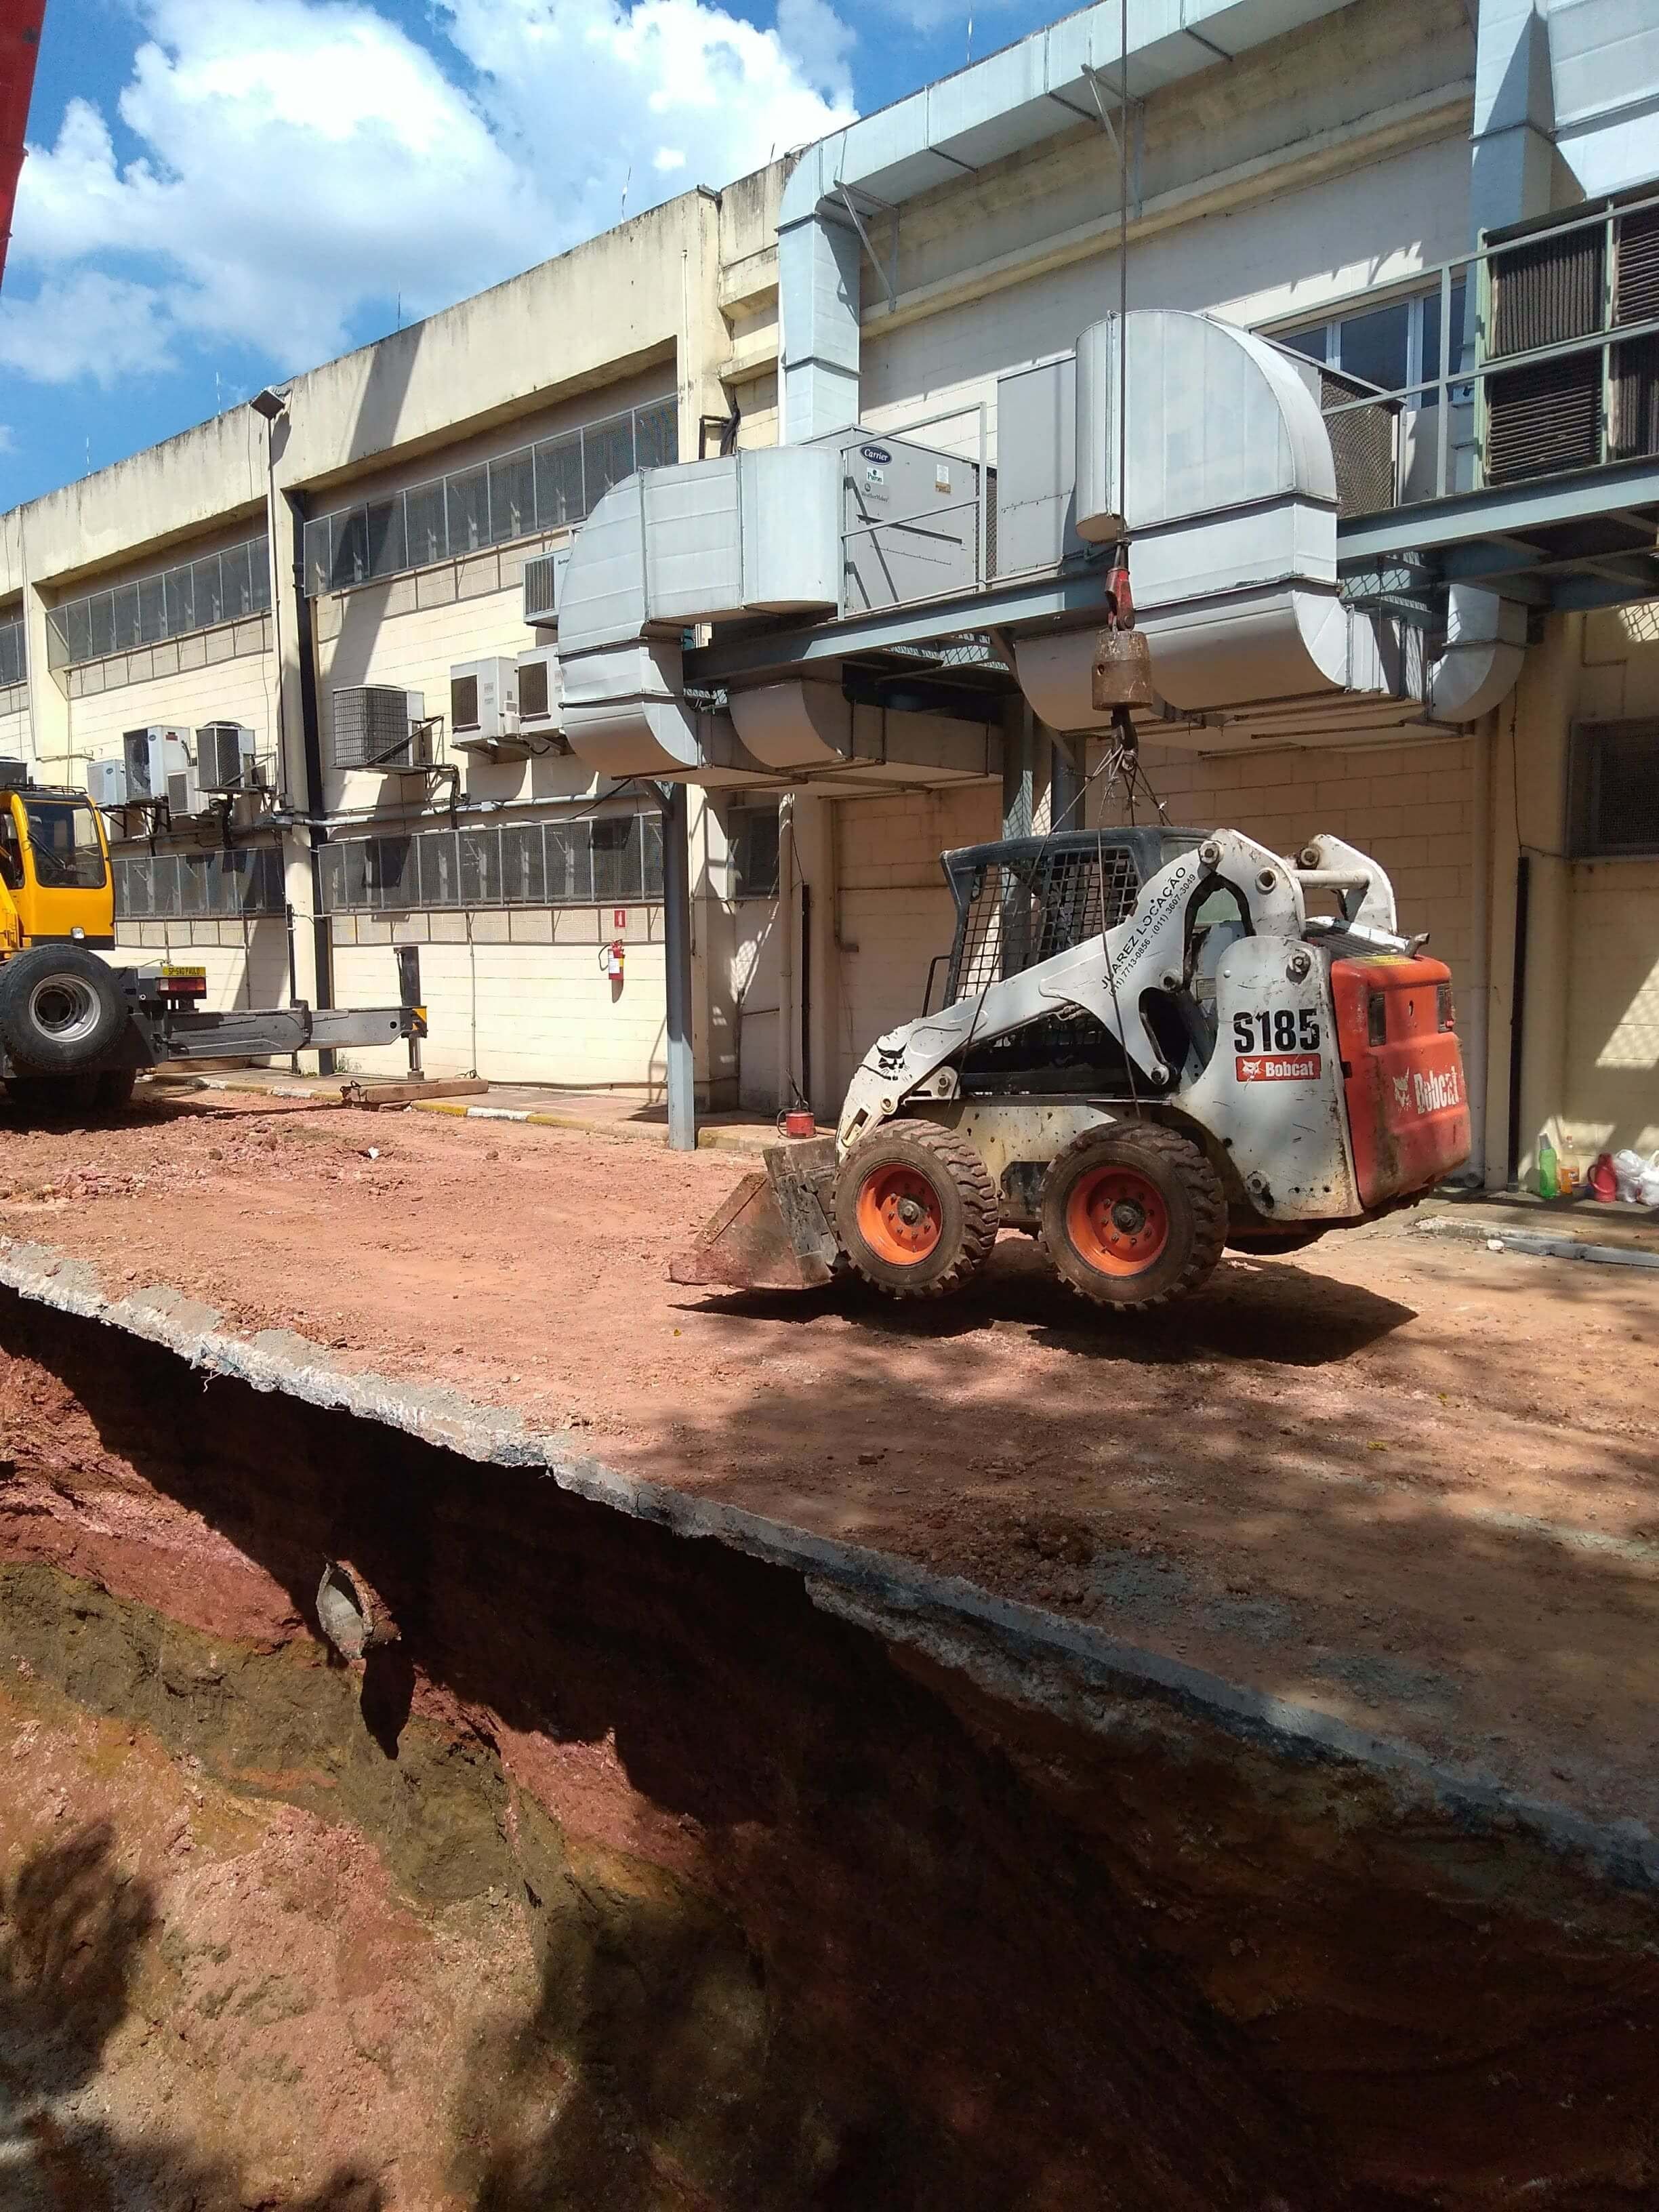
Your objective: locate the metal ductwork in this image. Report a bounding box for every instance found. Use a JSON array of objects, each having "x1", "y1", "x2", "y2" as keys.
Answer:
[
  {"x1": 729, "y1": 681, "x2": 1003, "y2": 784},
  {"x1": 557, "y1": 448, "x2": 842, "y2": 779},
  {"x1": 777, "y1": 0, "x2": 1357, "y2": 441}
]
